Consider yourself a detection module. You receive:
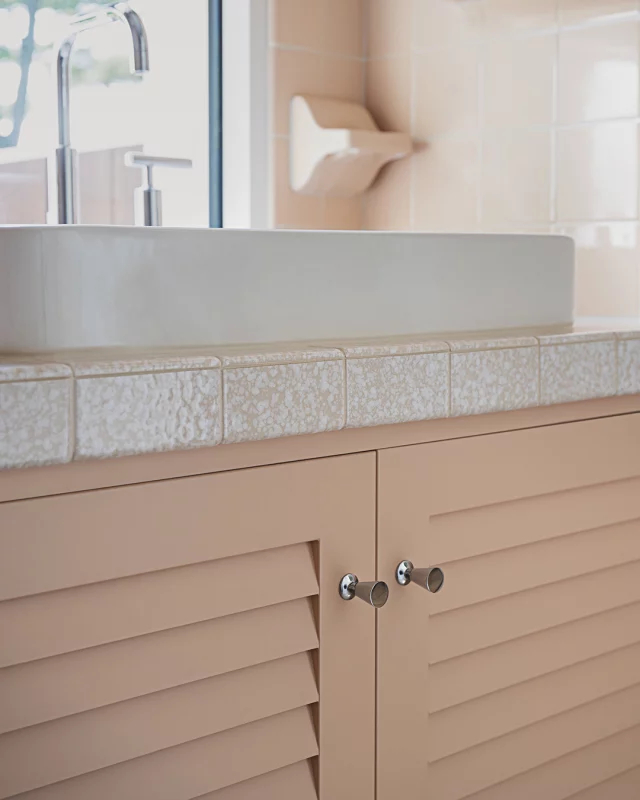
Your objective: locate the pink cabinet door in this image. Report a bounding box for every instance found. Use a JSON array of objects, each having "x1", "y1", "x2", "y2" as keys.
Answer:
[
  {"x1": 377, "y1": 414, "x2": 640, "y2": 800},
  {"x1": 0, "y1": 453, "x2": 377, "y2": 800}
]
